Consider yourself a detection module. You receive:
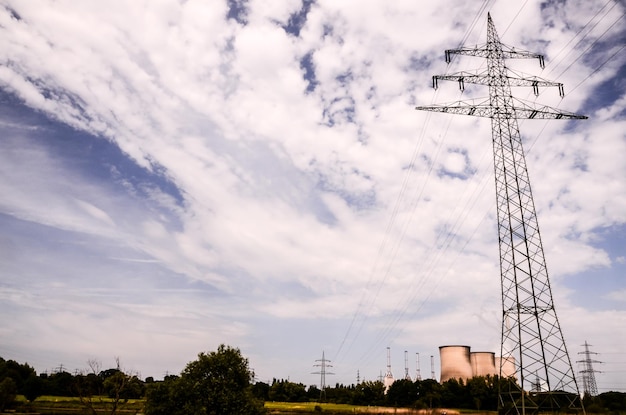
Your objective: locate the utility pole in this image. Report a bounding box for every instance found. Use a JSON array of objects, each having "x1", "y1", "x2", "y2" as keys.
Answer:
[
  {"x1": 312, "y1": 351, "x2": 334, "y2": 402},
  {"x1": 577, "y1": 341, "x2": 601, "y2": 396},
  {"x1": 416, "y1": 13, "x2": 586, "y2": 415}
]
